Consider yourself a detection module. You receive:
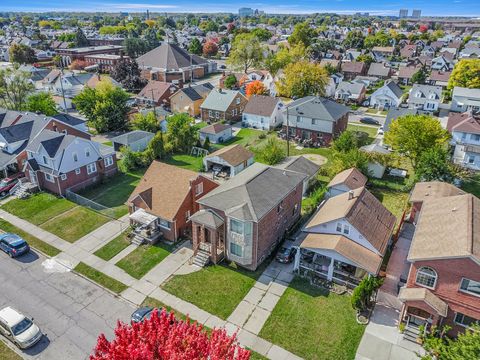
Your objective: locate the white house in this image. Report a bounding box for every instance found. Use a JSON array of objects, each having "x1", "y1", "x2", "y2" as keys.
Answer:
[
  {"x1": 448, "y1": 112, "x2": 480, "y2": 170},
  {"x1": 242, "y1": 95, "x2": 284, "y2": 130},
  {"x1": 407, "y1": 84, "x2": 442, "y2": 112},
  {"x1": 451, "y1": 87, "x2": 480, "y2": 114},
  {"x1": 369, "y1": 81, "x2": 403, "y2": 109},
  {"x1": 203, "y1": 144, "x2": 254, "y2": 177}
]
